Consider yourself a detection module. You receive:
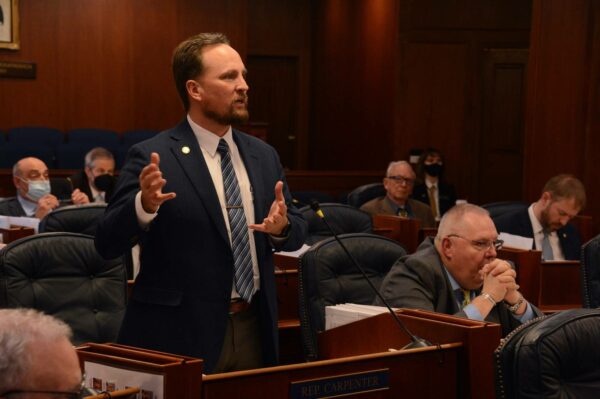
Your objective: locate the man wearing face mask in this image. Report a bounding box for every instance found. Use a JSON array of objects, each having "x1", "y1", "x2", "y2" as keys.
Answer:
[
  {"x1": 0, "y1": 157, "x2": 89, "y2": 219},
  {"x1": 412, "y1": 148, "x2": 457, "y2": 222},
  {"x1": 68, "y1": 147, "x2": 116, "y2": 204}
]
